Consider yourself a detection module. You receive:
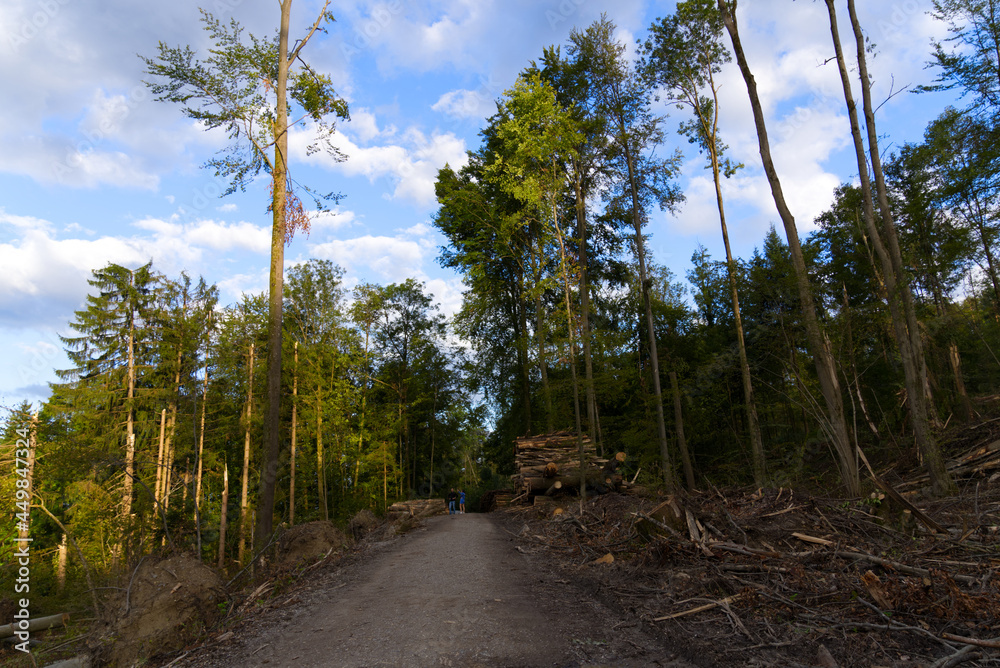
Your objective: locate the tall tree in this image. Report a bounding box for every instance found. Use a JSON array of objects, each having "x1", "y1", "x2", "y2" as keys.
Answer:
[
  {"x1": 827, "y1": 0, "x2": 953, "y2": 495},
  {"x1": 717, "y1": 0, "x2": 859, "y2": 495},
  {"x1": 643, "y1": 0, "x2": 766, "y2": 485},
  {"x1": 143, "y1": 1, "x2": 350, "y2": 552},
  {"x1": 569, "y1": 16, "x2": 684, "y2": 488},
  {"x1": 56, "y1": 262, "x2": 158, "y2": 522}
]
